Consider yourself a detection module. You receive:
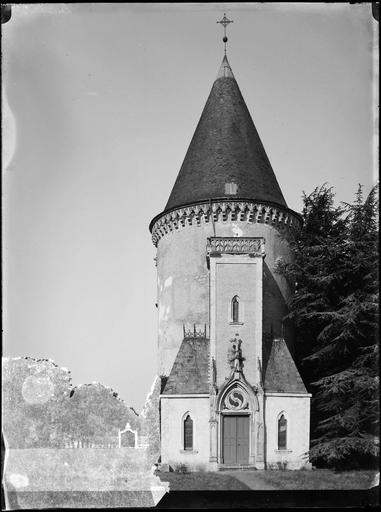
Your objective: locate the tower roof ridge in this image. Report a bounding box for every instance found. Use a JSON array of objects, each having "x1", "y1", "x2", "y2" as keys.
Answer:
[{"x1": 217, "y1": 55, "x2": 235, "y2": 79}]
